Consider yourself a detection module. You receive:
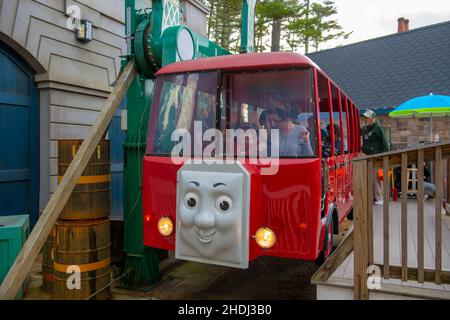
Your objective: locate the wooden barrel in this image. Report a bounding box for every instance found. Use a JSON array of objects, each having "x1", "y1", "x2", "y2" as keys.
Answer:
[
  {"x1": 58, "y1": 140, "x2": 110, "y2": 220},
  {"x1": 53, "y1": 218, "x2": 112, "y2": 300},
  {"x1": 42, "y1": 232, "x2": 54, "y2": 294}
]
